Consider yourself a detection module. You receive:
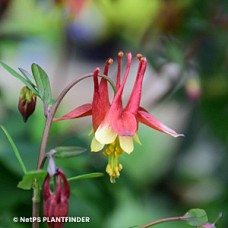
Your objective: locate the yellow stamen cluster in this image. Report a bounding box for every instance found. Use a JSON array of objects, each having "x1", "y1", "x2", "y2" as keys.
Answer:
[{"x1": 103, "y1": 138, "x2": 124, "y2": 183}]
